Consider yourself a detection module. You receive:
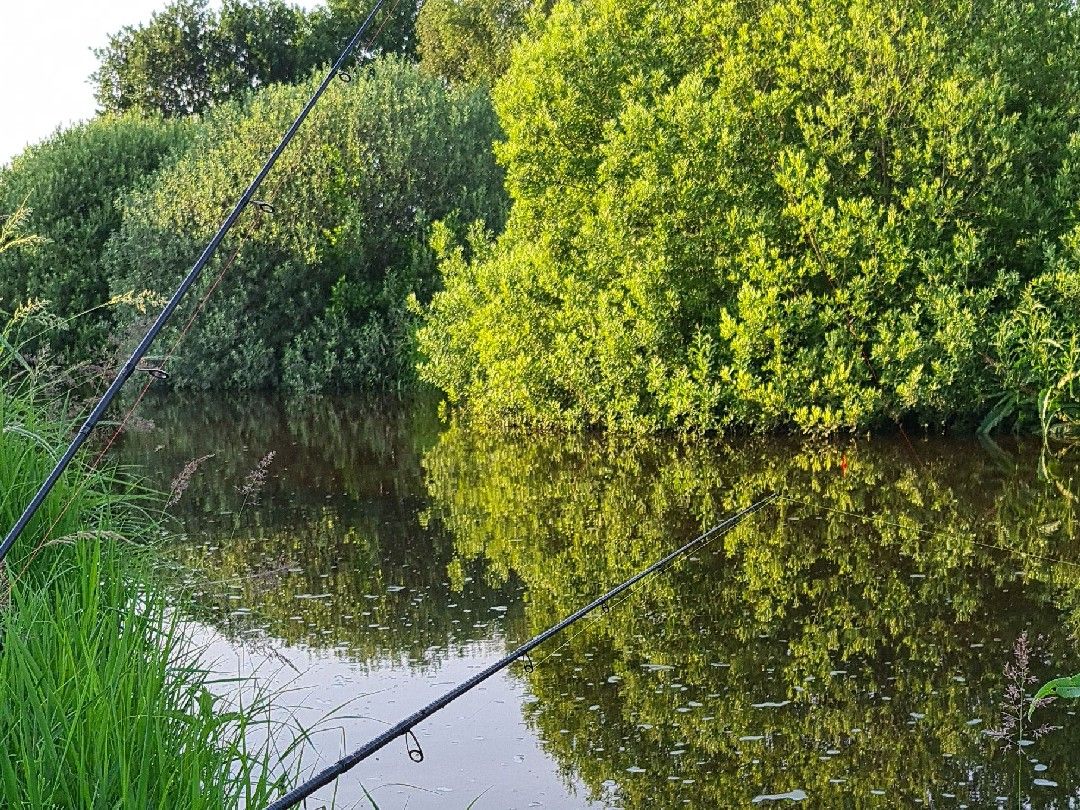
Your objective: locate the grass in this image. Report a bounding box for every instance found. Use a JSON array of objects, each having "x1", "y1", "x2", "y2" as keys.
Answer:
[{"x1": 0, "y1": 372, "x2": 295, "y2": 808}]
